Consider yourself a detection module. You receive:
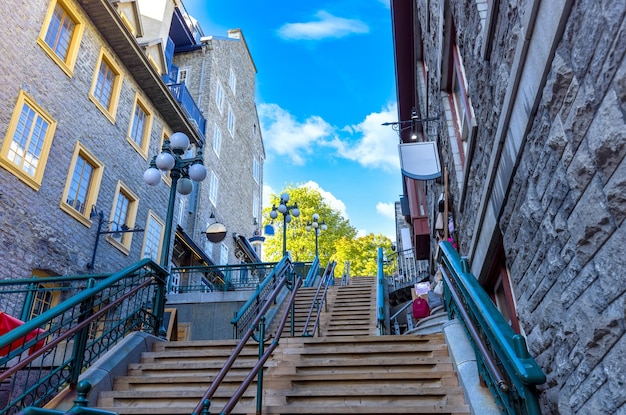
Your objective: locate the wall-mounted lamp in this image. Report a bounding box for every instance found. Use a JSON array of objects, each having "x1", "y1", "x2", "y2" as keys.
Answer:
[
  {"x1": 381, "y1": 108, "x2": 439, "y2": 141},
  {"x1": 87, "y1": 207, "x2": 144, "y2": 269}
]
